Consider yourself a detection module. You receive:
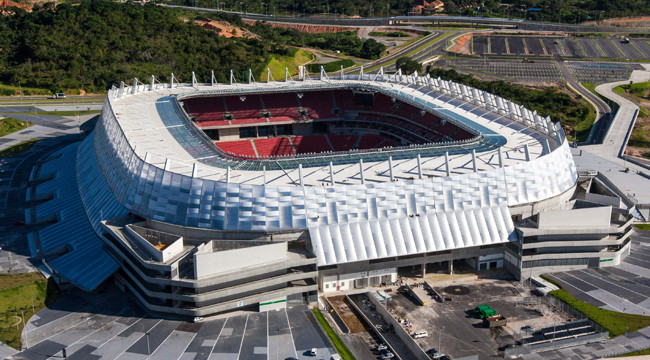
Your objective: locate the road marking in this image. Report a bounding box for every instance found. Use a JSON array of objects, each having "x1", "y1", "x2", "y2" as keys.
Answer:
[
  {"x1": 45, "y1": 313, "x2": 128, "y2": 360},
  {"x1": 236, "y1": 314, "x2": 250, "y2": 360},
  {"x1": 208, "y1": 317, "x2": 228, "y2": 358},
  {"x1": 284, "y1": 308, "x2": 299, "y2": 360},
  {"x1": 112, "y1": 318, "x2": 163, "y2": 360}
]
